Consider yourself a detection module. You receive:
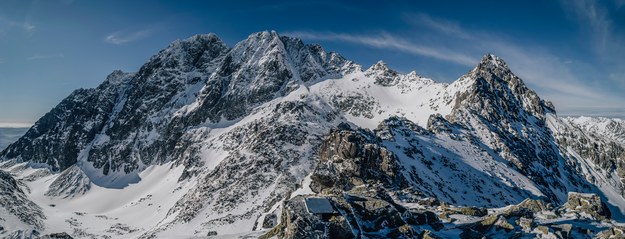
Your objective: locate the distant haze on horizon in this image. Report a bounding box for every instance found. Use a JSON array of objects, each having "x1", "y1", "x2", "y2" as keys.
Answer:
[
  {"x1": 1, "y1": 0, "x2": 624, "y2": 124},
  {"x1": 0, "y1": 122, "x2": 35, "y2": 128}
]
